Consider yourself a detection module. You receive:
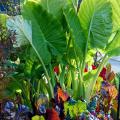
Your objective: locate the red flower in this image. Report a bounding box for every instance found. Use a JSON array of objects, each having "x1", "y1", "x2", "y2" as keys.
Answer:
[
  {"x1": 46, "y1": 108, "x2": 60, "y2": 120},
  {"x1": 92, "y1": 65, "x2": 97, "y2": 70},
  {"x1": 84, "y1": 68, "x2": 88, "y2": 72},
  {"x1": 99, "y1": 67, "x2": 106, "y2": 80},
  {"x1": 54, "y1": 66, "x2": 59, "y2": 74}
]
